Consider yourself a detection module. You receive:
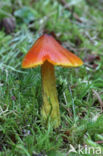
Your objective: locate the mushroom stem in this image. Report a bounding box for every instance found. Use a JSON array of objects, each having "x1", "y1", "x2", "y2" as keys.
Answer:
[{"x1": 41, "y1": 61, "x2": 60, "y2": 128}]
